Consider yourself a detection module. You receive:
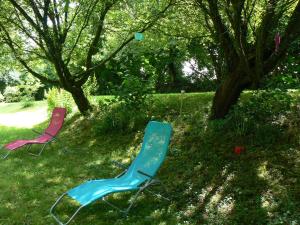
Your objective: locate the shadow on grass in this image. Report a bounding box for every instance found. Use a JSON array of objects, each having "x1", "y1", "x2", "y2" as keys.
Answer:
[
  {"x1": 0, "y1": 119, "x2": 178, "y2": 225},
  {"x1": 0, "y1": 92, "x2": 299, "y2": 225},
  {"x1": 166, "y1": 115, "x2": 300, "y2": 225}
]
